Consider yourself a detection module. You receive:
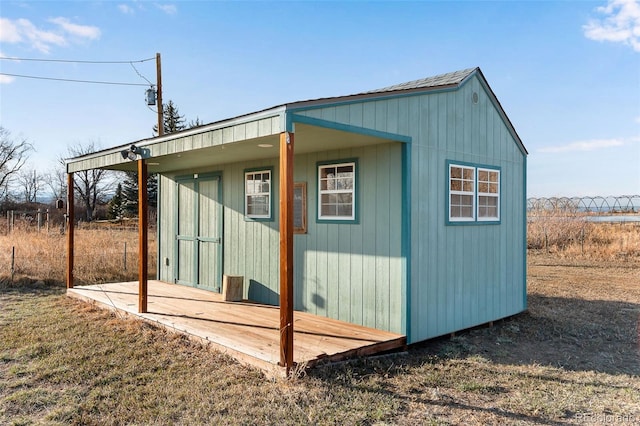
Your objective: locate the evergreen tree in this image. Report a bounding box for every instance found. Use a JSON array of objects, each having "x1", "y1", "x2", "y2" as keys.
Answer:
[
  {"x1": 107, "y1": 183, "x2": 125, "y2": 220},
  {"x1": 153, "y1": 100, "x2": 187, "y2": 136},
  {"x1": 122, "y1": 172, "x2": 158, "y2": 217},
  {"x1": 188, "y1": 117, "x2": 203, "y2": 128}
]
